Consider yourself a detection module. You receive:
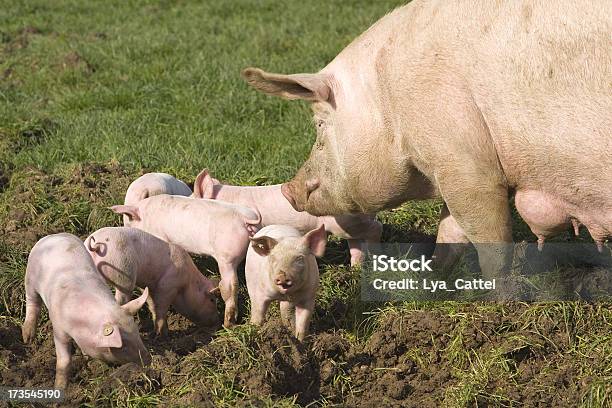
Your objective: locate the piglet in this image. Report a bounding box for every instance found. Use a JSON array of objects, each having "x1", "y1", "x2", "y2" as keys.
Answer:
[
  {"x1": 246, "y1": 224, "x2": 326, "y2": 341},
  {"x1": 123, "y1": 173, "x2": 193, "y2": 227},
  {"x1": 22, "y1": 233, "x2": 151, "y2": 389},
  {"x1": 110, "y1": 194, "x2": 261, "y2": 327},
  {"x1": 85, "y1": 227, "x2": 220, "y2": 336},
  {"x1": 192, "y1": 169, "x2": 382, "y2": 265}
]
